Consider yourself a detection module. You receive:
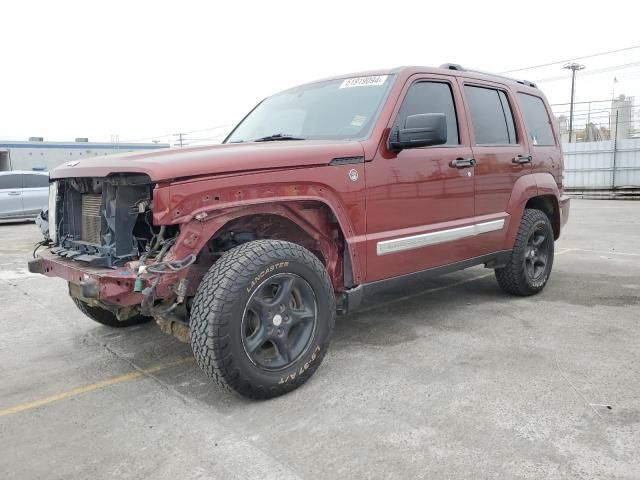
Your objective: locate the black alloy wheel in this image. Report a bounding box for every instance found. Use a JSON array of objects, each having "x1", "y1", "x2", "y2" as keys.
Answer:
[
  {"x1": 242, "y1": 273, "x2": 318, "y2": 371},
  {"x1": 524, "y1": 225, "x2": 551, "y2": 282}
]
